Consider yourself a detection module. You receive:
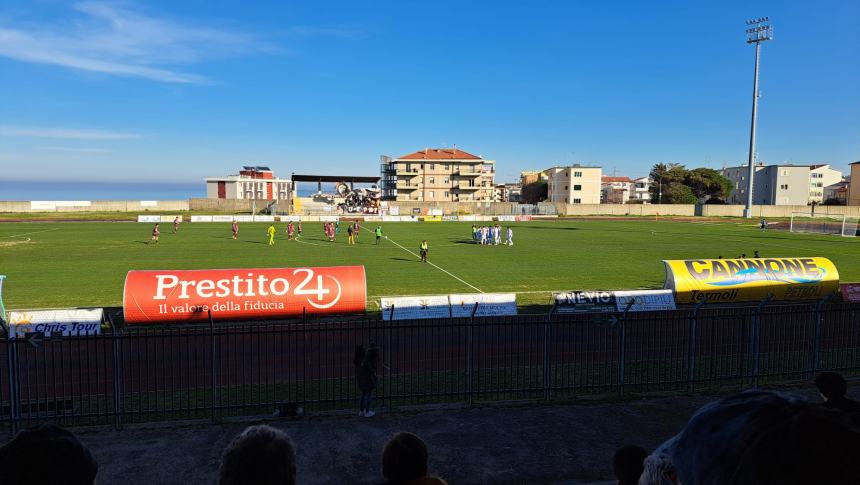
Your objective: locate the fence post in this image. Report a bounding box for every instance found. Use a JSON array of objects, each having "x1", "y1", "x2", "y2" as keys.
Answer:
[
  {"x1": 687, "y1": 300, "x2": 706, "y2": 393},
  {"x1": 808, "y1": 294, "x2": 833, "y2": 379},
  {"x1": 543, "y1": 303, "x2": 557, "y2": 401},
  {"x1": 617, "y1": 300, "x2": 635, "y2": 398},
  {"x1": 106, "y1": 313, "x2": 123, "y2": 431},
  {"x1": 0, "y1": 316, "x2": 20, "y2": 436},
  {"x1": 209, "y1": 310, "x2": 217, "y2": 423},
  {"x1": 750, "y1": 294, "x2": 773, "y2": 389},
  {"x1": 466, "y1": 304, "x2": 477, "y2": 406}
]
